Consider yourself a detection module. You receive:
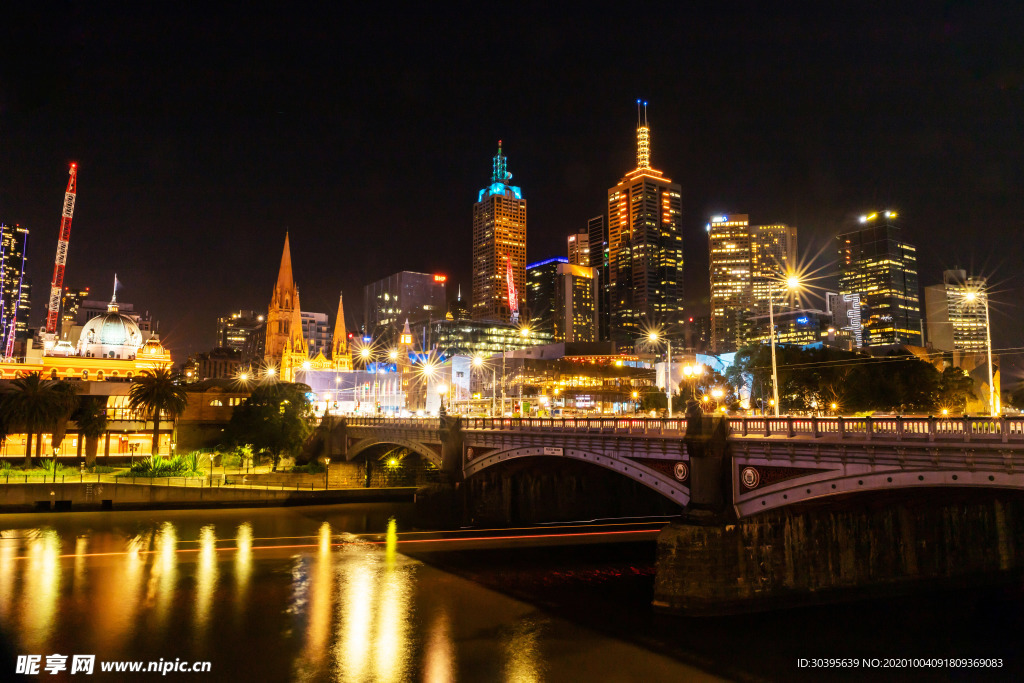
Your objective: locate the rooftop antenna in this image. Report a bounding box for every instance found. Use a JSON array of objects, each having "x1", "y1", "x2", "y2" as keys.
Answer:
[{"x1": 636, "y1": 100, "x2": 651, "y2": 169}]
